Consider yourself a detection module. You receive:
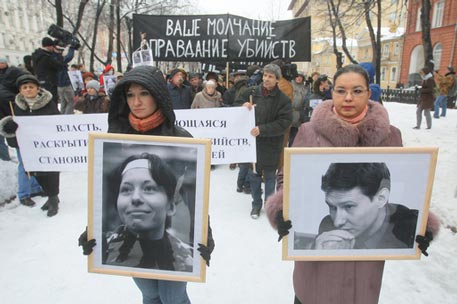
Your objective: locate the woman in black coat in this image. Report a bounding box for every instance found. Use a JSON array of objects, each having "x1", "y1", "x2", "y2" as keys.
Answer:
[{"x1": 80, "y1": 65, "x2": 214, "y2": 304}]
